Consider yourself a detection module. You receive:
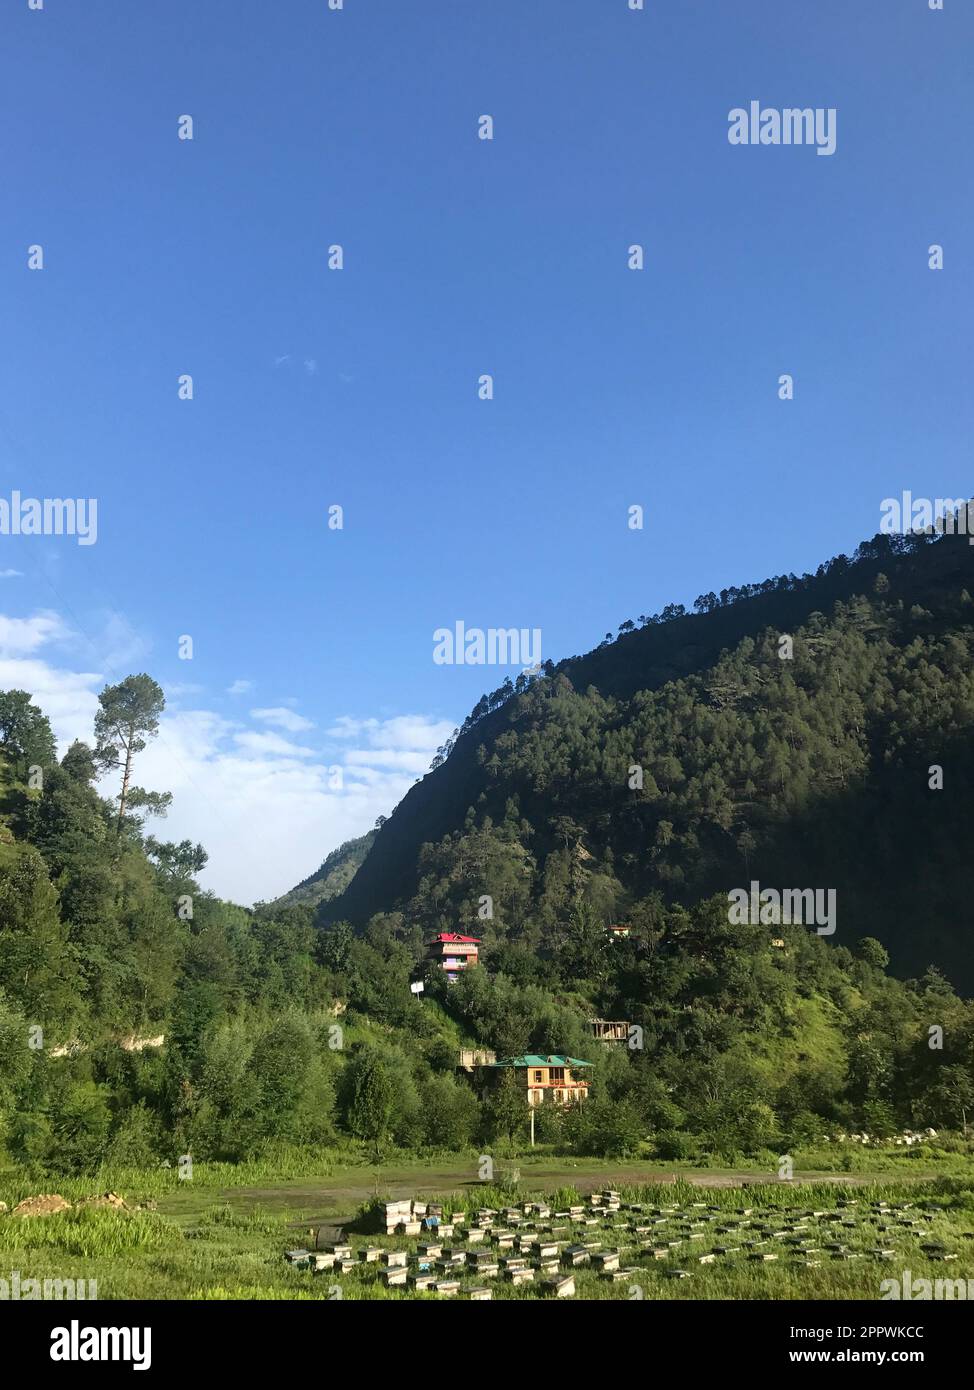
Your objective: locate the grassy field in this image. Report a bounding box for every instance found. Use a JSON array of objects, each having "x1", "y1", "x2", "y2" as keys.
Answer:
[{"x1": 1, "y1": 1151, "x2": 973, "y2": 1300}]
